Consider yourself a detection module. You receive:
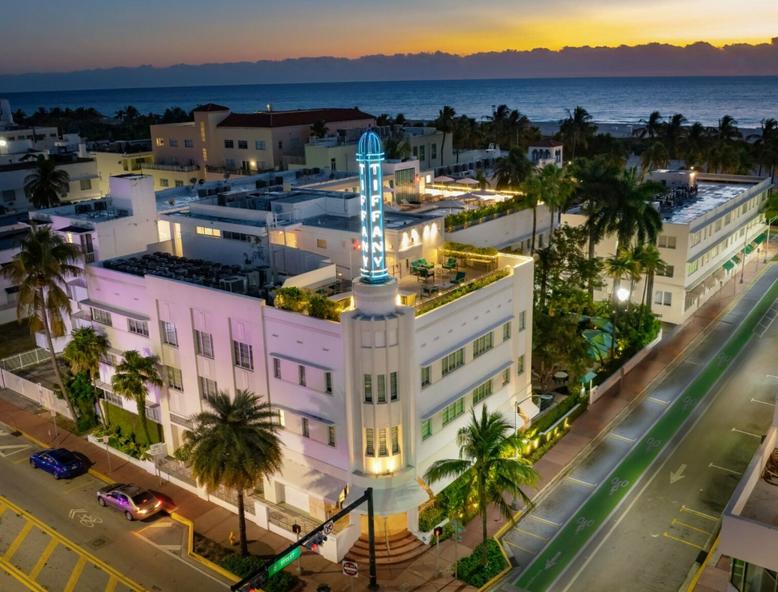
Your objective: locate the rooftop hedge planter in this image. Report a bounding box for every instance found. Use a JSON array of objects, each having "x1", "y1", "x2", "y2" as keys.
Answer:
[
  {"x1": 416, "y1": 268, "x2": 510, "y2": 316},
  {"x1": 274, "y1": 287, "x2": 342, "y2": 321}
]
